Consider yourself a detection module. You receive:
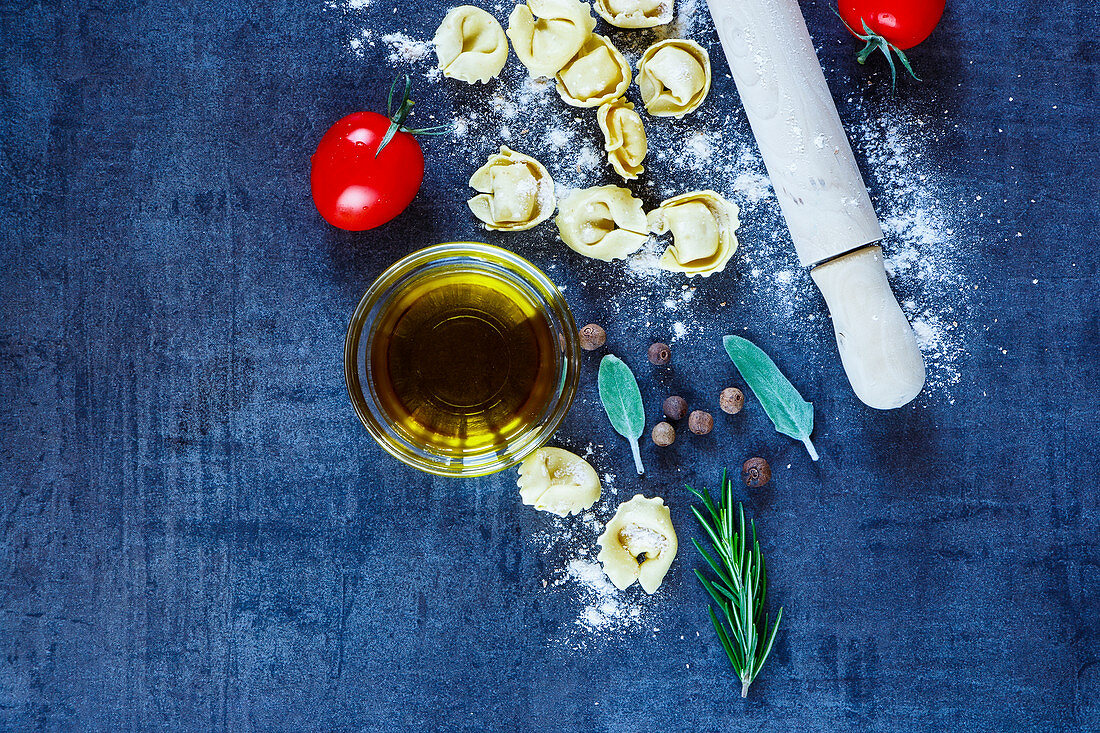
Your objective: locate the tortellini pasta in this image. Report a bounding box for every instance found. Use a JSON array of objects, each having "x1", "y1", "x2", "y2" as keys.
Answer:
[
  {"x1": 555, "y1": 186, "x2": 648, "y2": 261},
  {"x1": 517, "y1": 447, "x2": 601, "y2": 517},
  {"x1": 468, "y1": 146, "x2": 556, "y2": 231},
  {"x1": 647, "y1": 190, "x2": 740, "y2": 277},
  {"x1": 433, "y1": 6, "x2": 509, "y2": 84},
  {"x1": 507, "y1": 0, "x2": 597, "y2": 78},
  {"x1": 593, "y1": 0, "x2": 672, "y2": 28},
  {"x1": 597, "y1": 99, "x2": 647, "y2": 180},
  {"x1": 636, "y1": 39, "x2": 711, "y2": 118},
  {"x1": 555, "y1": 34, "x2": 631, "y2": 108},
  {"x1": 597, "y1": 494, "x2": 678, "y2": 594}
]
